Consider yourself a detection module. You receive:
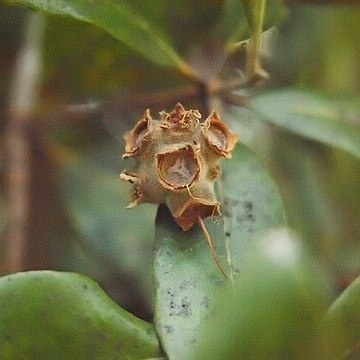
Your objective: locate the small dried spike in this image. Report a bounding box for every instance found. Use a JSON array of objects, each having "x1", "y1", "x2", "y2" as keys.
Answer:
[
  {"x1": 171, "y1": 103, "x2": 186, "y2": 121},
  {"x1": 161, "y1": 103, "x2": 201, "y2": 131},
  {"x1": 120, "y1": 170, "x2": 139, "y2": 181},
  {"x1": 119, "y1": 171, "x2": 143, "y2": 208},
  {"x1": 180, "y1": 109, "x2": 201, "y2": 131},
  {"x1": 160, "y1": 102, "x2": 185, "y2": 128}
]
